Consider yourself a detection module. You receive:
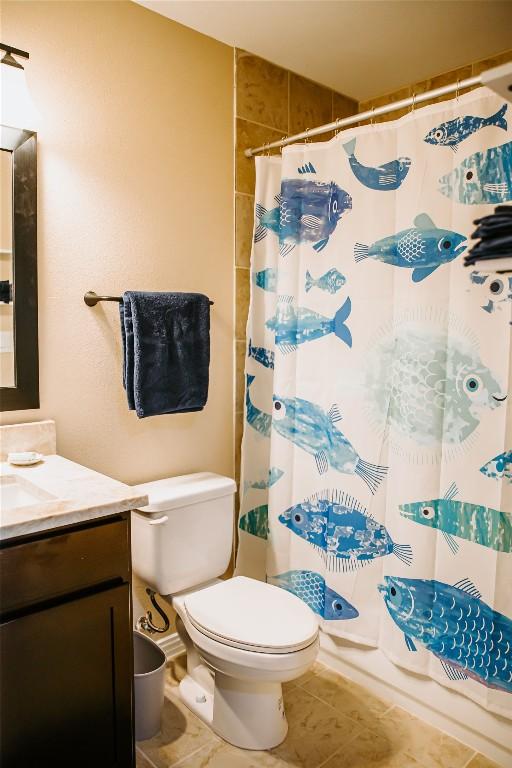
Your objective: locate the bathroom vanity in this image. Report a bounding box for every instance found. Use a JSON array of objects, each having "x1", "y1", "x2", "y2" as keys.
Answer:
[{"x1": 0, "y1": 438, "x2": 147, "y2": 768}]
